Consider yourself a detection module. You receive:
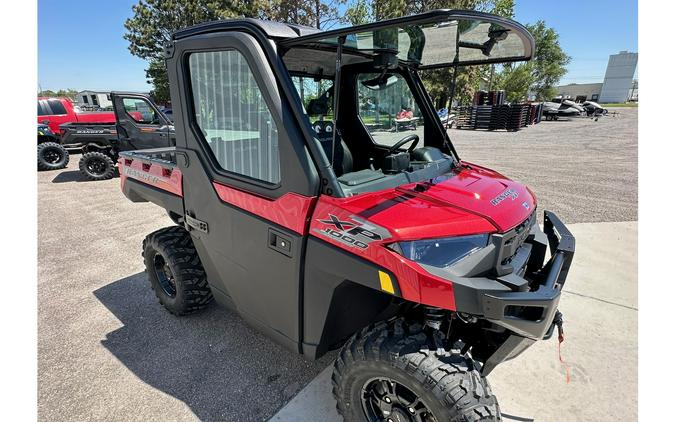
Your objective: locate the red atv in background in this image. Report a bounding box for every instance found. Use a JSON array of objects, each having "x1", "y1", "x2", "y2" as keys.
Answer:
[{"x1": 119, "y1": 10, "x2": 575, "y2": 421}]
